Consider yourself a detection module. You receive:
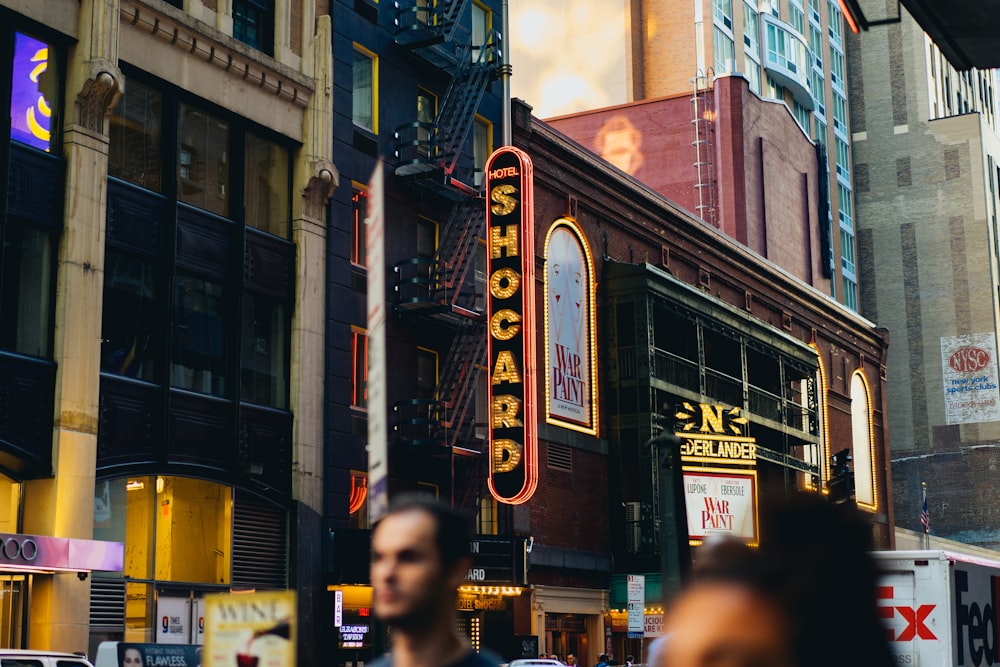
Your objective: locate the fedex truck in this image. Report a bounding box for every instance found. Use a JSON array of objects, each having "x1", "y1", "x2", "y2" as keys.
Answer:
[{"x1": 873, "y1": 550, "x2": 1000, "y2": 666}]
